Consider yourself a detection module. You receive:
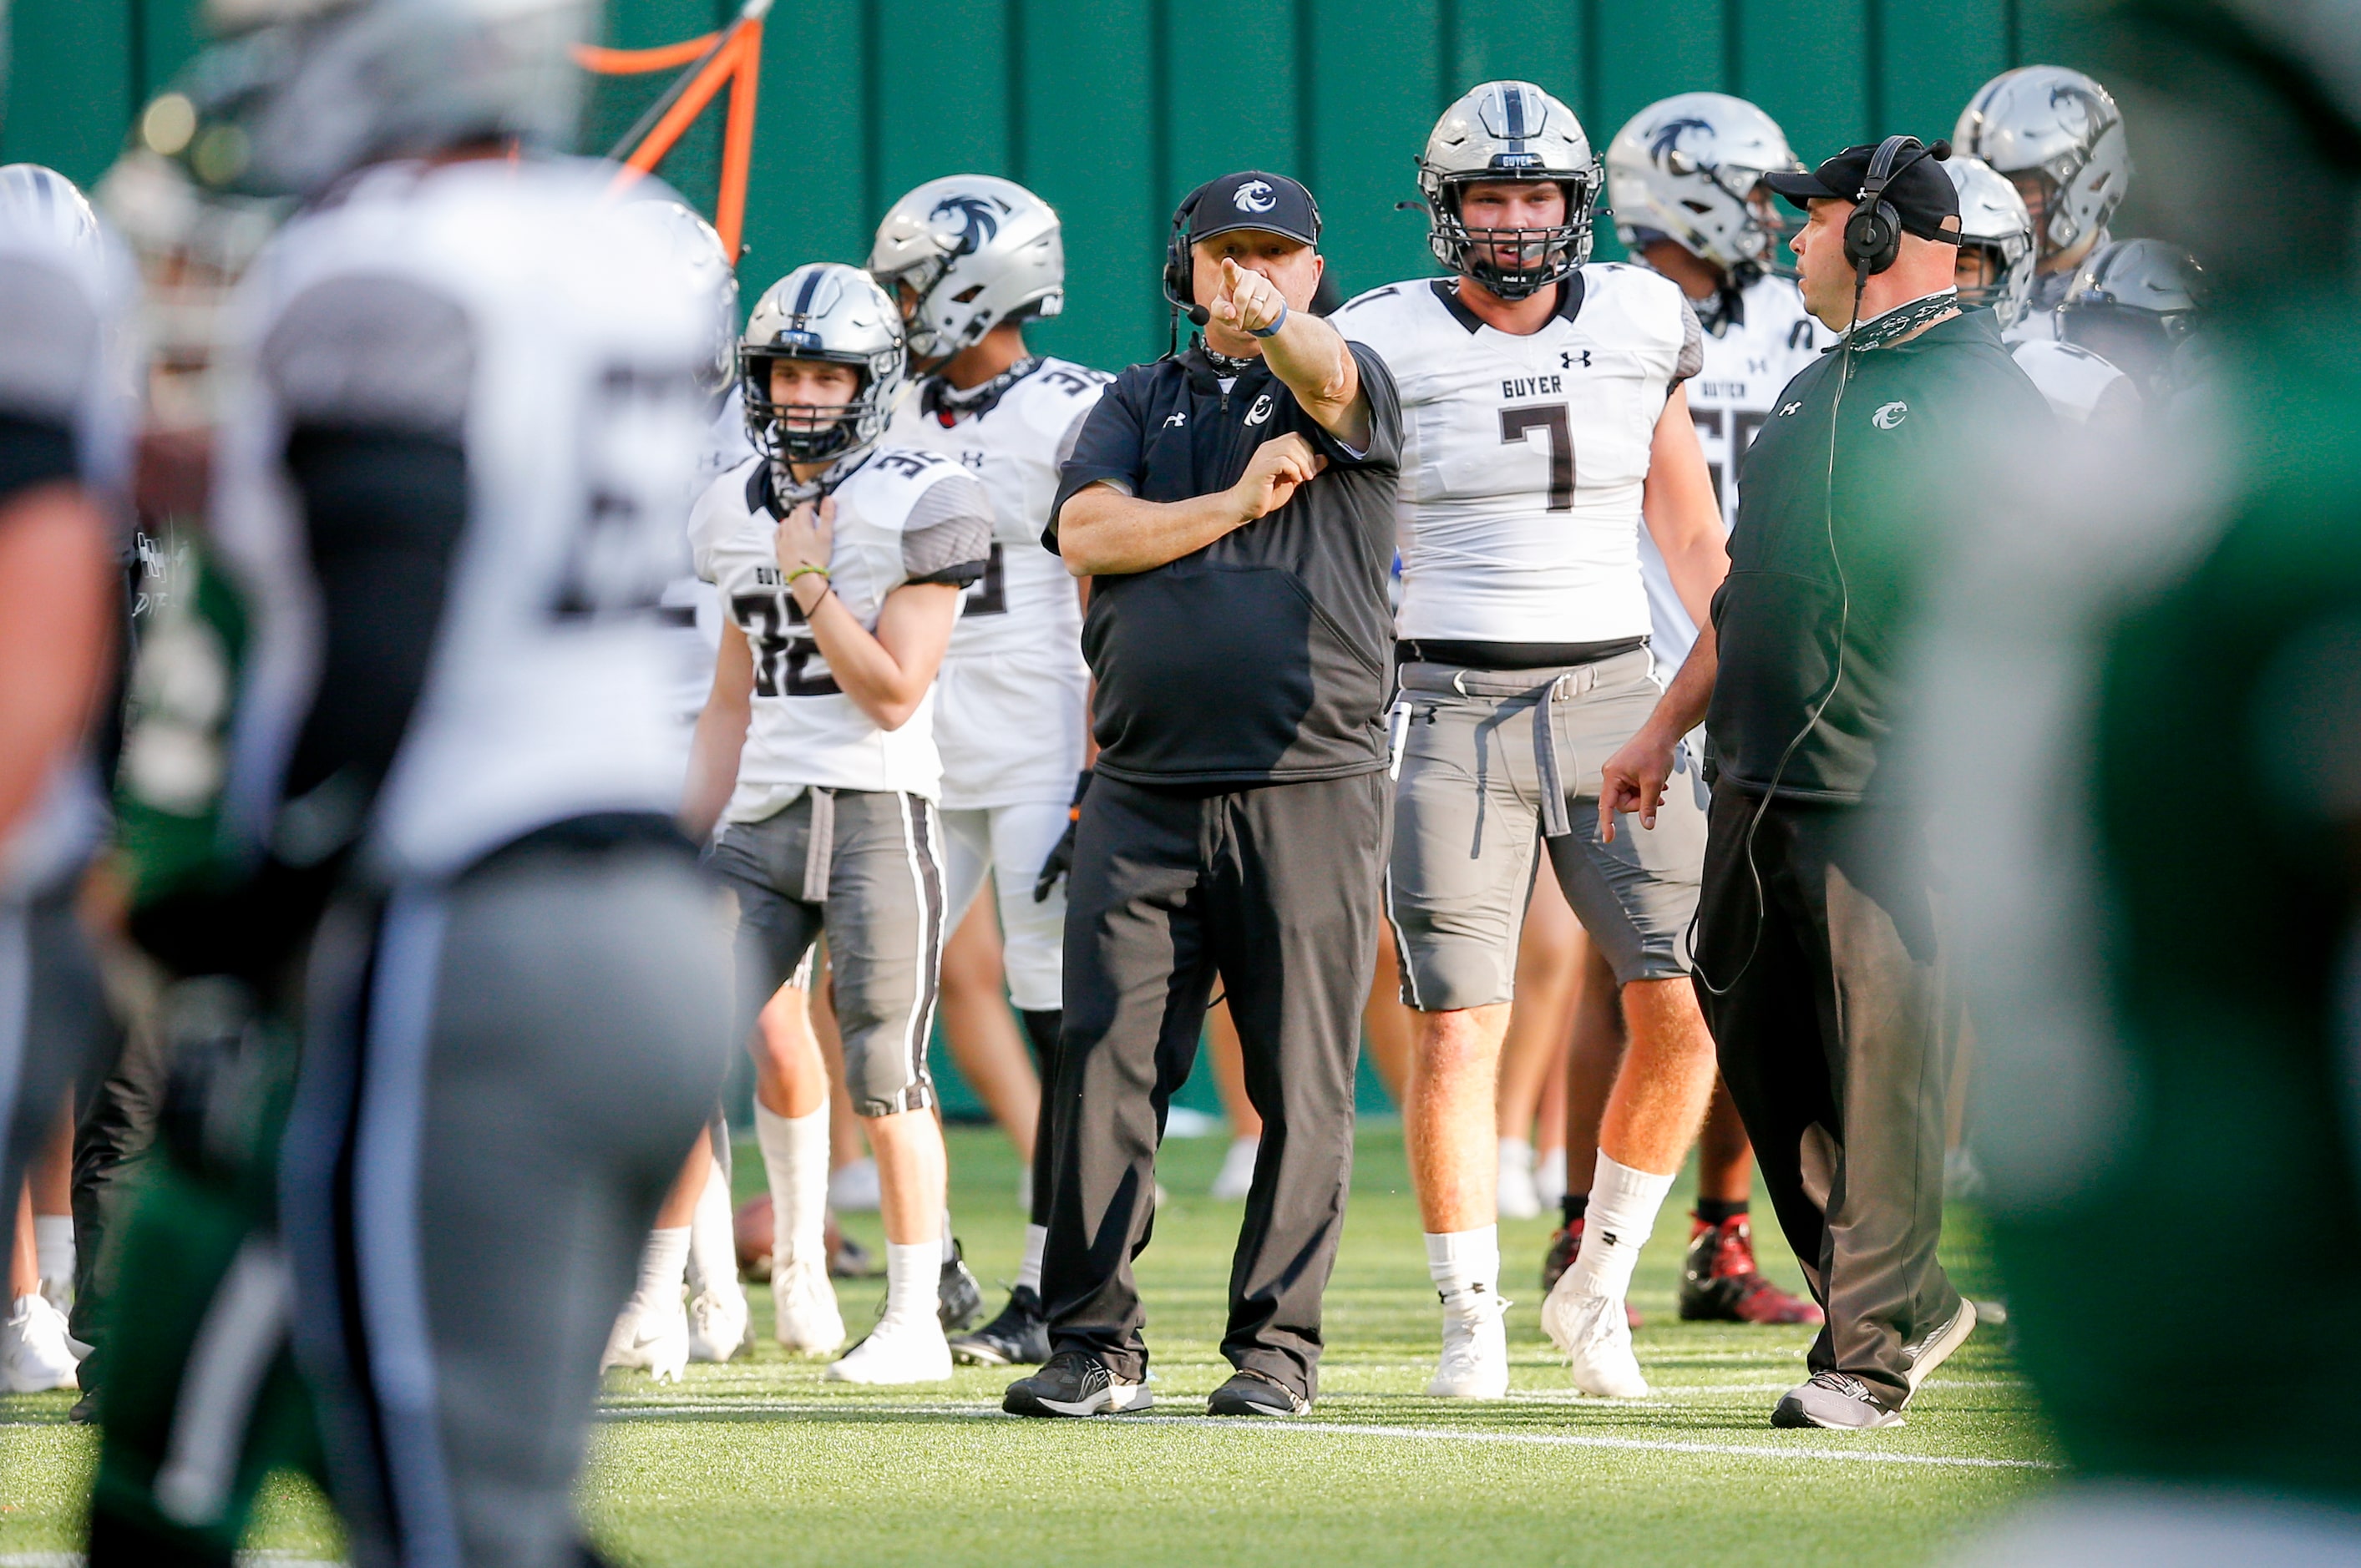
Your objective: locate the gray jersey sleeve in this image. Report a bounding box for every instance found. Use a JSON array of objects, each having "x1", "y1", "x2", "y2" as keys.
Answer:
[
  {"x1": 1673, "y1": 296, "x2": 1705, "y2": 384},
  {"x1": 901, "y1": 470, "x2": 993, "y2": 587},
  {"x1": 261, "y1": 276, "x2": 475, "y2": 434}
]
